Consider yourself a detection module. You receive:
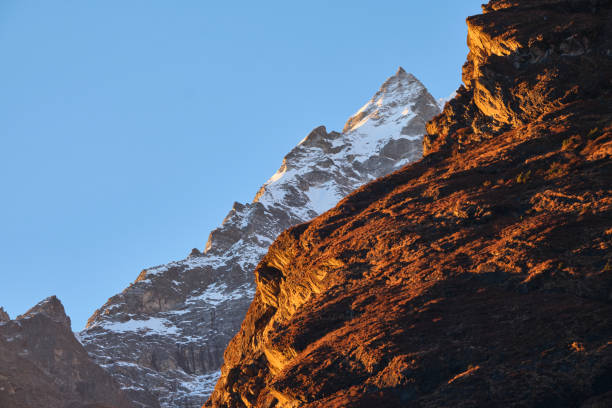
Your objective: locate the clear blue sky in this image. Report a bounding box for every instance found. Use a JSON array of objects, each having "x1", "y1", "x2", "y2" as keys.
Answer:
[{"x1": 0, "y1": 0, "x2": 483, "y2": 330}]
